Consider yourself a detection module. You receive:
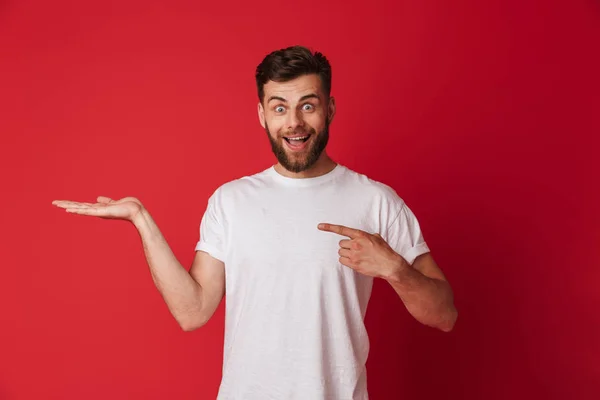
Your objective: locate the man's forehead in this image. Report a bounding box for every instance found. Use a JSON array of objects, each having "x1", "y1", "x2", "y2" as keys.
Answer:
[{"x1": 264, "y1": 75, "x2": 324, "y2": 100}]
